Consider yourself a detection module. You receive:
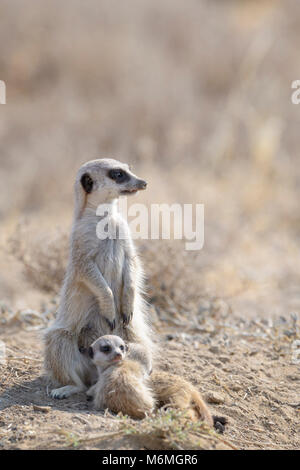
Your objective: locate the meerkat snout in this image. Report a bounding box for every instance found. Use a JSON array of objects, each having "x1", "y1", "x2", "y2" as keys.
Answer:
[{"x1": 112, "y1": 352, "x2": 122, "y2": 361}]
